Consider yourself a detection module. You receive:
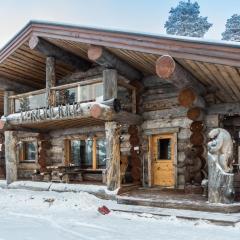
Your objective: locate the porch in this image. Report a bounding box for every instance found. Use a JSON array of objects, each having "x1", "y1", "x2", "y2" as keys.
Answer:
[{"x1": 117, "y1": 188, "x2": 240, "y2": 213}]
